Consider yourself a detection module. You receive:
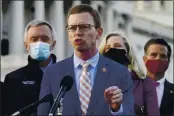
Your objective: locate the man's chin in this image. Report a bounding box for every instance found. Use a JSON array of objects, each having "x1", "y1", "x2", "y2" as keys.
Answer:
[
  {"x1": 75, "y1": 46, "x2": 86, "y2": 51},
  {"x1": 75, "y1": 46, "x2": 88, "y2": 52}
]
